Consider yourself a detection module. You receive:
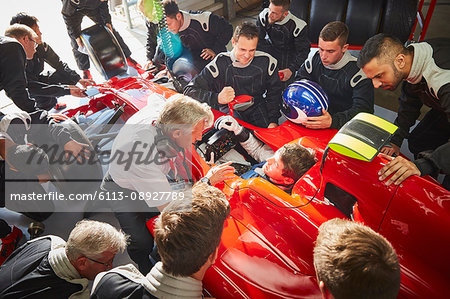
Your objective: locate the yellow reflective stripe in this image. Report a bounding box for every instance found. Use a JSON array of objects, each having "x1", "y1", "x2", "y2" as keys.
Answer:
[
  {"x1": 353, "y1": 113, "x2": 398, "y2": 134},
  {"x1": 328, "y1": 134, "x2": 378, "y2": 161}
]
